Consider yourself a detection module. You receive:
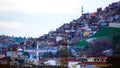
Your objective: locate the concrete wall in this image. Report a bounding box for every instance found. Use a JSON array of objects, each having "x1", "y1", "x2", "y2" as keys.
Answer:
[{"x1": 109, "y1": 23, "x2": 120, "y2": 28}]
